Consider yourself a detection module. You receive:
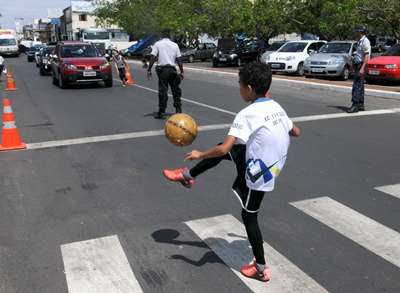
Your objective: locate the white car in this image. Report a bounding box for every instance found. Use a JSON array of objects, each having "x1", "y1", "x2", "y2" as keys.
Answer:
[{"x1": 266, "y1": 40, "x2": 326, "y2": 75}]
